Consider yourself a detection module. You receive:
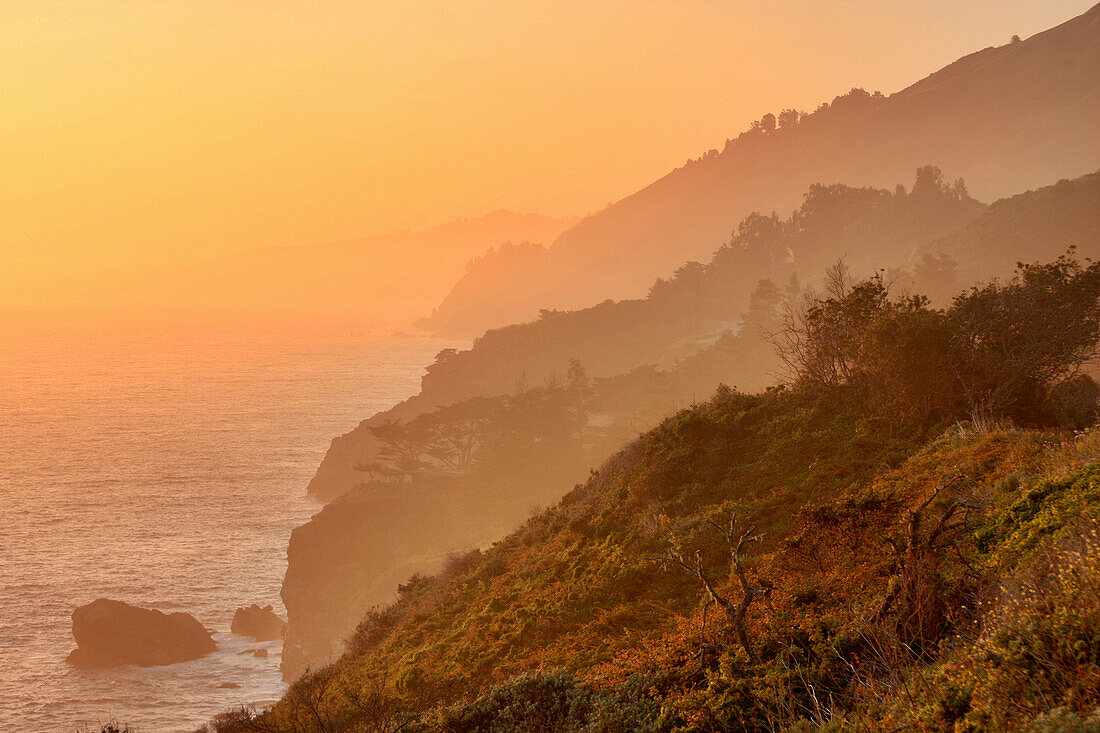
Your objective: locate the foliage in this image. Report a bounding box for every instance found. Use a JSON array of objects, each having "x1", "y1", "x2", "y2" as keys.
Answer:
[
  {"x1": 948, "y1": 252, "x2": 1100, "y2": 420},
  {"x1": 425, "y1": 672, "x2": 662, "y2": 733},
  {"x1": 774, "y1": 253, "x2": 1100, "y2": 427},
  {"x1": 210, "y1": 254, "x2": 1100, "y2": 732}
]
